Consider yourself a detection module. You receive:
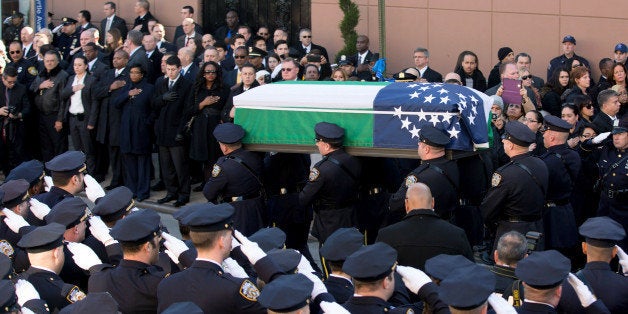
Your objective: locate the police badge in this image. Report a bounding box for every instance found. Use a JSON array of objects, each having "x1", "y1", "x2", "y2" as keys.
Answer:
[
  {"x1": 0, "y1": 240, "x2": 15, "y2": 257},
  {"x1": 28, "y1": 66, "x2": 38, "y2": 76},
  {"x1": 309, "y1": 168, "x2": 320, "y2": 181},
  {"x1": 239, "y1": 279, "x2": 260, "y2": 301},
  {"x1": 212, "y1": 164, "x2": 221, "y2": 177},
  {"x1": 491, "y1": 173, "x2": 502, "y2": 187},
  {"x1": 404, "y1": 175, "x2": 418, "y2": 187},
  {"x1": 65, "y1": 286, "x2": 87, "y2": 303}
]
